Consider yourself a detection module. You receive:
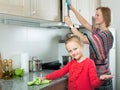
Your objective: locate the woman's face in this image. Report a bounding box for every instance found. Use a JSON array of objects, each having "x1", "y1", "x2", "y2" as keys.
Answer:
[
  {"x1": 66, "y1": 41, "x2": 83, "y2": 60},
  {"x1": 94, "y1": 9, "x2": 105, "y2": 25}
]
